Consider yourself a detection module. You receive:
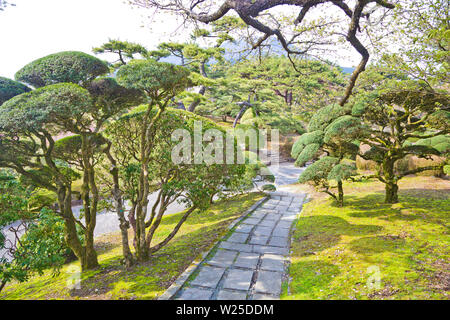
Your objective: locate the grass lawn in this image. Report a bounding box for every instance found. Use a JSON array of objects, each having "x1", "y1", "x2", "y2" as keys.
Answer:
[
  {"x1": 282, "y1": 176, "x2": 449, "y2": 300},
  {"x1": 1, "y1": 192, "x2": 264, "y2": 300}
]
